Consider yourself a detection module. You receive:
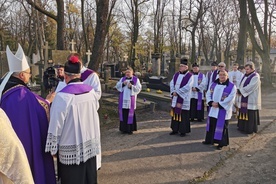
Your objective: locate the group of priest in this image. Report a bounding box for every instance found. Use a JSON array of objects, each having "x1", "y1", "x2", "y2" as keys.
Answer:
[{"x1": 169, "y1": 58, "x2": 261, "y2": 150}]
